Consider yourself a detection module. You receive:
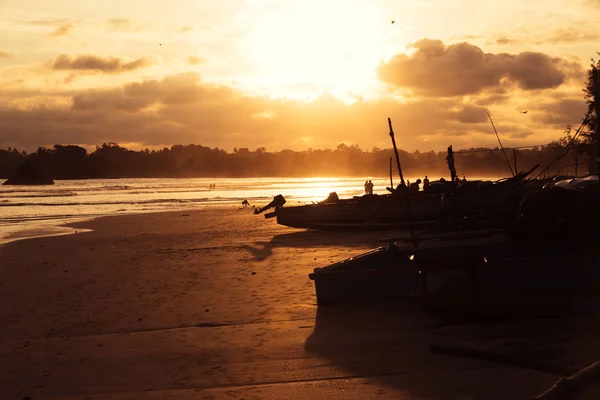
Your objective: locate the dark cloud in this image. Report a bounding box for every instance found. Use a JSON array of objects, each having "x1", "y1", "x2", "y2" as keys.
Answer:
[
  {"x1": 474, "y1": 93, "x2": 510, "y2": 106},
  {"x1": 453, "y1": 105, "x2": 489, "y2": 123},
  {"x1": 377, "y1": 39, "x2": 581, "y2": 97},
  {"x1": 0, "y1": 51, "x2": 12, "y2": 59},
  {"x1": 532, "y1": 98, "x2": 588, "y2": 128},
  {"x1": 187, "y1": 56, "x2": 205, "y2": 65},
  {"x1": 107, "y1": 19, "x2": 142, "y2": 32},
  {"x1": 49, "y1": 54, "x2": 154, "y2": 74},
  {"x1": 49, "y1": 23, "x2": 74, "y2": 37},
  {"x1": 0, "y1": 73, "x2": 565, "y2": 151}
]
